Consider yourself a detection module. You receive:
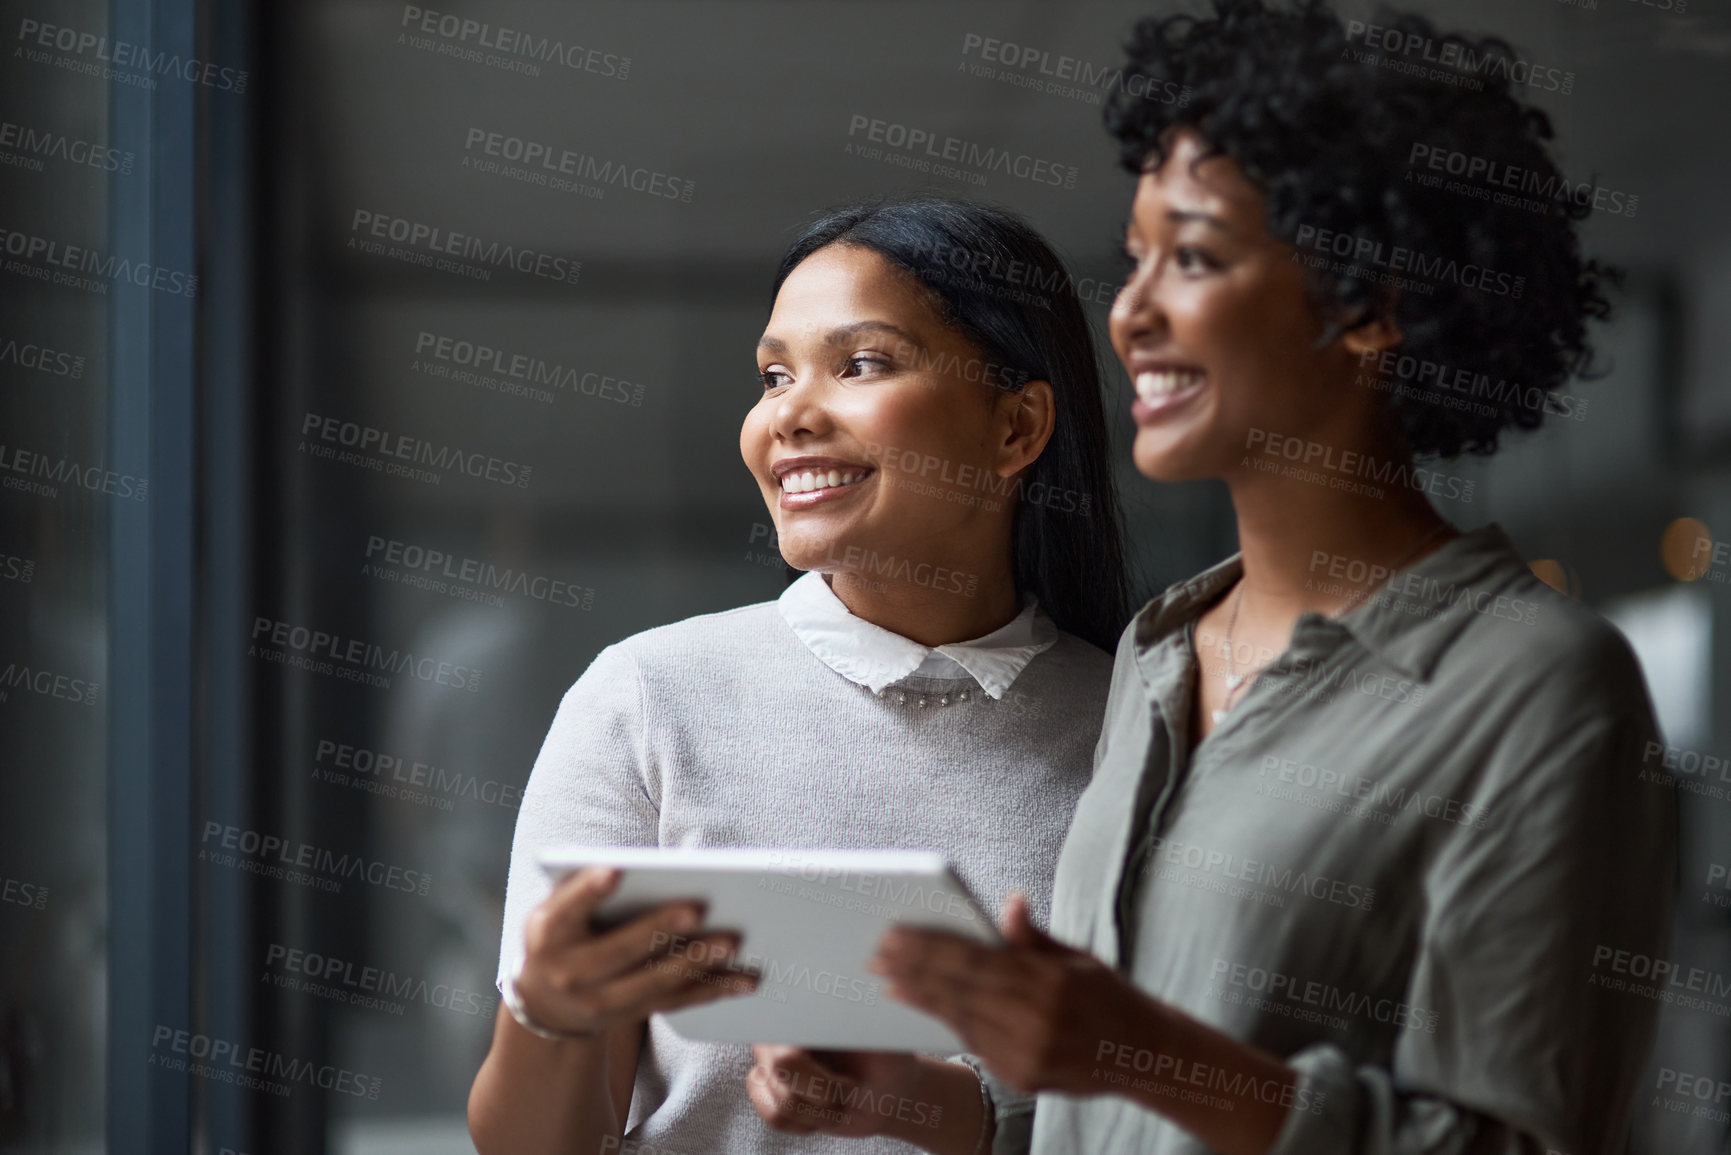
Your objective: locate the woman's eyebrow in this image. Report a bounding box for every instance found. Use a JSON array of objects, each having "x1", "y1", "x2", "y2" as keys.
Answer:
[
  {"x1": 1167, "y1": 207, "x2": 1232, "y2": 234},
  {"x1": 758, "y1": 321, "x2": 926, "y2": 356},
  {"x1": 1122, "y1": 207, "x2": 1234, "y2": 245},
  {"x1": 826, "y1": 320, "x2": 925, "y2": 352}
]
